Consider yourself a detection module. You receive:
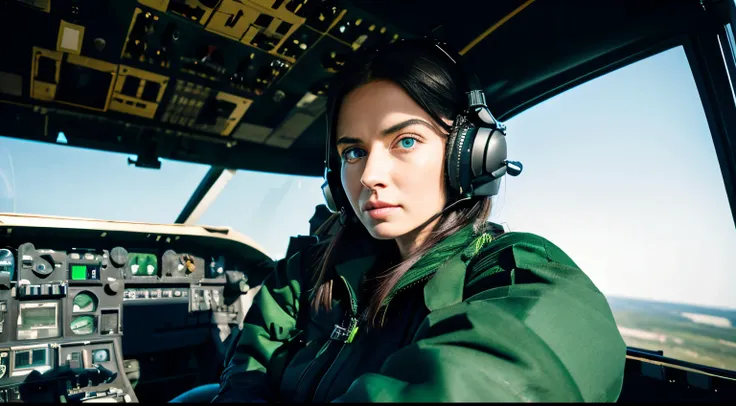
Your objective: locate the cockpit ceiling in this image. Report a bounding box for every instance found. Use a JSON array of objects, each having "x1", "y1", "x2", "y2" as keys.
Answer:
[{"x1": 0, "y1": 0, "x2": 715, "y2": 176}]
